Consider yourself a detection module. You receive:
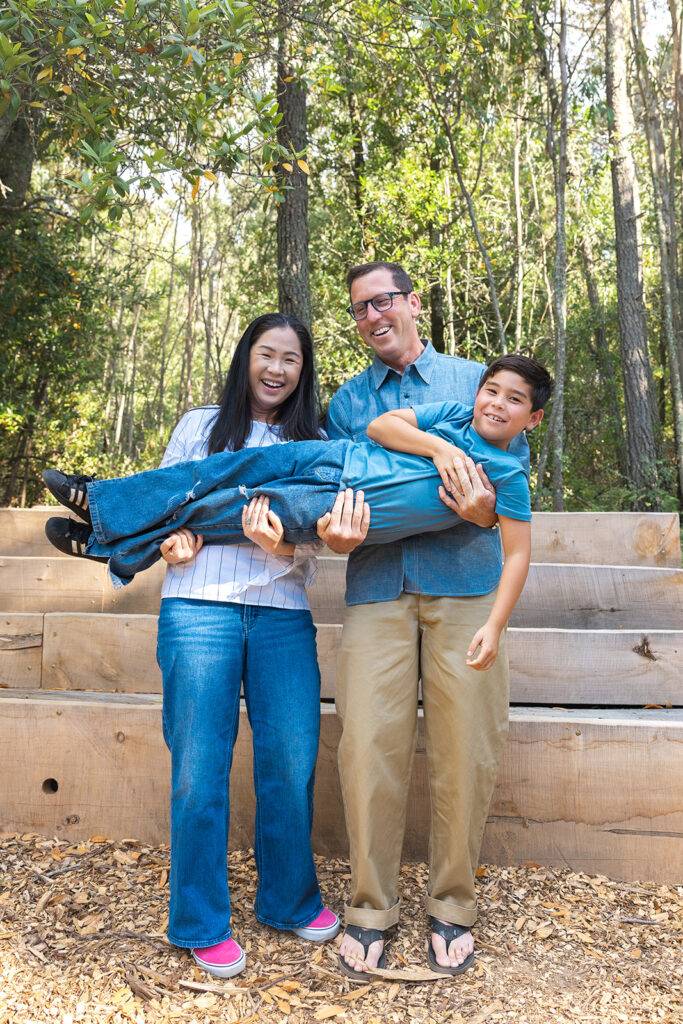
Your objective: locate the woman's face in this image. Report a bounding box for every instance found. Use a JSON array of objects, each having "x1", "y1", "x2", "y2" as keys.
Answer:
[{"x1": 247, "y1": 326, "x2": 304, "y2": 422}]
